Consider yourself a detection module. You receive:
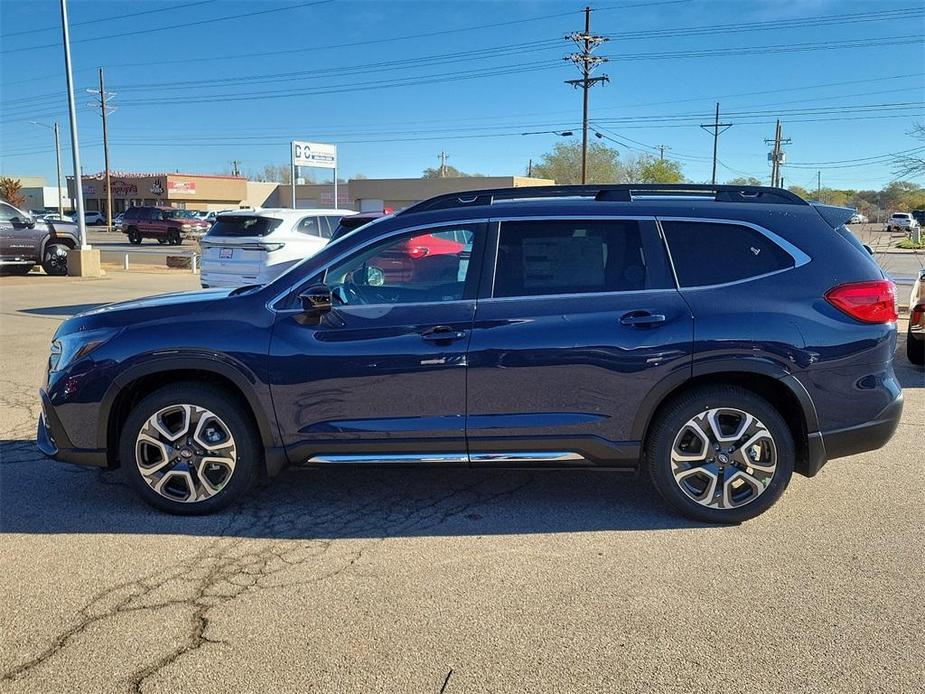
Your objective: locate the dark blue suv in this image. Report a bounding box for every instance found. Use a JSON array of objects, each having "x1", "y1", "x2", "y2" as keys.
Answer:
[{"x1": 37, "y1": 185, "x2": 903, "y2": 523}]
